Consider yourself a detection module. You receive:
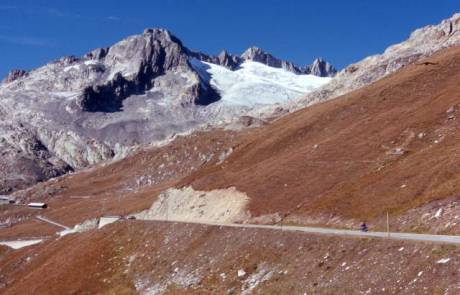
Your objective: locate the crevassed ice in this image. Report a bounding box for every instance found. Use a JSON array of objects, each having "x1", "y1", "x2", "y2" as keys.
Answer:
[{"x1": 191, "y1": 59, "x2": 331, "y2": 107}]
